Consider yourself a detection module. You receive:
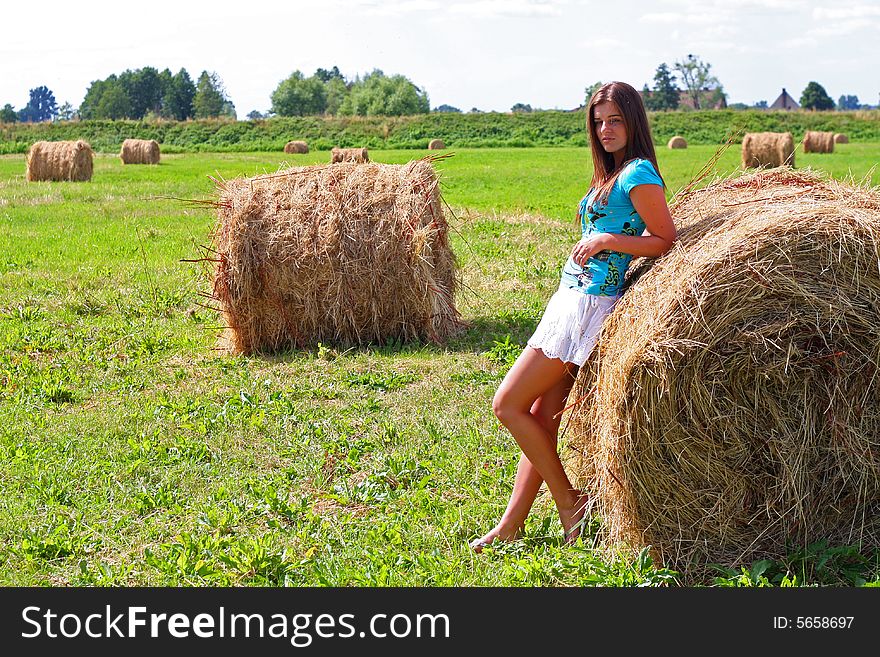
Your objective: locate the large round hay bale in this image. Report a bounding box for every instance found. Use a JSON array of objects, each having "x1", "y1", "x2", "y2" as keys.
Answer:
[
  {"x1": 565, "y1": 167, "x2": 880, "y2": 582},
  {"x1": 210, "y1": 158, "x2": 462, "y2": 353},
  {"x1": 428, "y1": 138, "x2": 446, "y2": 150},
  {"x1": 26, "y1": 140, "x2": 93, "y2": 182},
  {"x1": 667, "y1": 135, "x2": 687, "y2": 149},
  {"x1": 331, "y1": 147, "x2": 369, "y2": 163},
  {"x1": 834, "y1": 133, "x2": 849, "y2": 144},
  {"x1": 741, "y1": 132, "x2": 794, "y2": 168},
  {"x1": 284, "y1": 140, "x2": 309, "y2": 154},
  {"x1": 803, "y1": 130, "x2": 835, "y2": 153},
  {"x1": 119, "y1": 138, "x2": 160, "y2": 164}
]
